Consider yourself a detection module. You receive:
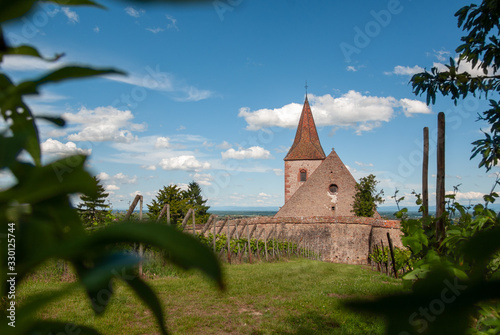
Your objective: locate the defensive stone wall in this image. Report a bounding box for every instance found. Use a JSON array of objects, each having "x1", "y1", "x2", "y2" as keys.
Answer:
[{"x1": 209, "y1": 216, "x2": 402, "y2": 265}]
